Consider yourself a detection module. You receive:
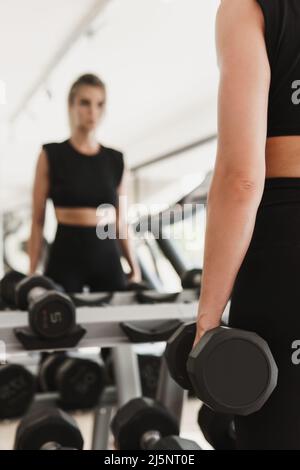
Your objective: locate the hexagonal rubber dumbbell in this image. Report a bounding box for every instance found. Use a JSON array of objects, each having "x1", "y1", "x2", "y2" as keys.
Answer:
[
  {"x1": 165, "y1": 322, "x2": 278, "y2": 416},
  {"x1": 15, "y1": 275, "x2": 76, "y2": 339},
  {"x1": 0, "y1": 271, "x2": 26, "y2": 307},
  {"x1": 39, "y1": 353, "x2": 105, "y2": 409},
  {"x1": 152, "y1": 436, "x2": 202, "y2": 450},
  {"x1": 14, "y1": 406, "x2": 84, "y2": 450},
  {"x1": 56, "y1": 357, "x2": 105, "y2": 409},
  {"x1": 180, "y1": 269, "x2": 203, "y2": 289},
  {"x1": 38, "y1": 352, "x2": 68, "y2": 392},
  {"x1": 198, "y1": 404, "x2": 236, "y2": 450},
  {"x1": 0, "y1": 363, "x2": 35, "y2": 419},
  {"x1": 111, "y1": 397, "x2": 180, "y2": 450}
]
